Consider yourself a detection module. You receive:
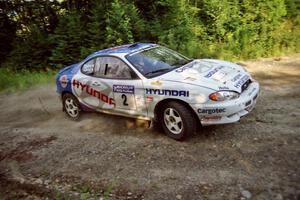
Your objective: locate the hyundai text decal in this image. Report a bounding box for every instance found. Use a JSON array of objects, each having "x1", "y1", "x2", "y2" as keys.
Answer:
[
  {"x1": 204, "y1": 66, "x2": 224, "y2": 78},
  {"x1": 72, "y1": 80, "x2": 115, "y2": 106},
  {"x1": 197, "y1": 108, "x2": 226, "y2": 114},
  {"x1": 145, "y1": 89, "x2": 189, "y2": 97},
  {"x1": 113, "y1": 85, "x2": 134, "y2": 94}
]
